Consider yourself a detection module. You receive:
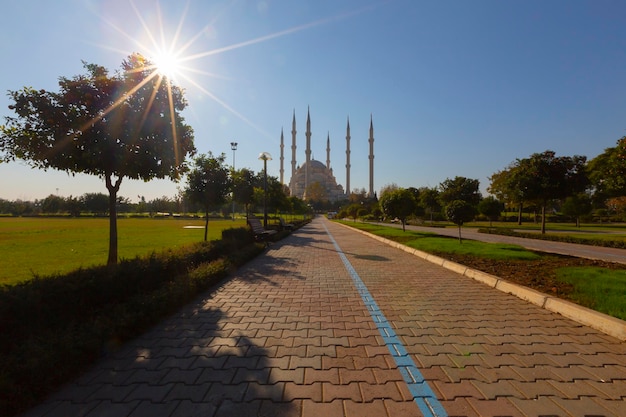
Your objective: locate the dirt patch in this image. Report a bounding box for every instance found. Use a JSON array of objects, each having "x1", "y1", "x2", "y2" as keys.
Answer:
[{"x1": 433, "y1": 252, "x2": 626, "y2": 304}]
